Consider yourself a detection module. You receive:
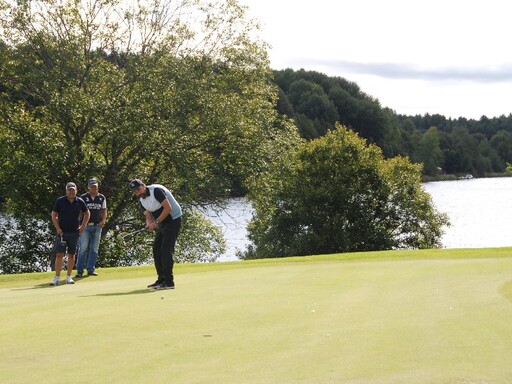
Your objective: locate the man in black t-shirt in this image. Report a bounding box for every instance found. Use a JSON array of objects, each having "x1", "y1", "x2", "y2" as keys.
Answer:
[{"x1": 50, "y1": 182, "x2": 90, "y2": 286}]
